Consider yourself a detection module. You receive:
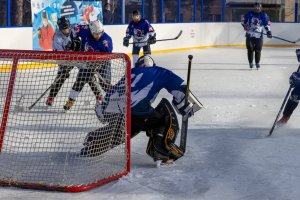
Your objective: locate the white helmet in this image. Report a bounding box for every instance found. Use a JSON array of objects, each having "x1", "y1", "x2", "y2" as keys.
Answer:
[
  {"x1": 135, "y1": 55, "x2": 155, "y2": 67},
  {"x1": 89, "y1": 20, "x2": 104, "y2": 34}
]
